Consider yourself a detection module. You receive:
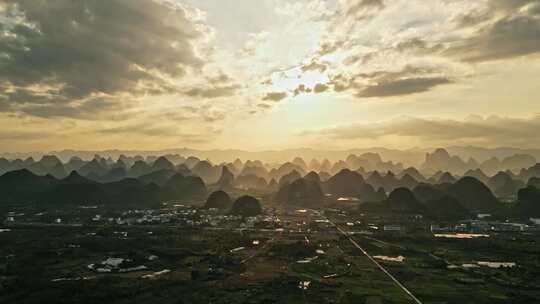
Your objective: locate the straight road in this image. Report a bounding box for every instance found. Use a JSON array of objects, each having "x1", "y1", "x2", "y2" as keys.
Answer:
[{"x1": 318, "y1": 212, "x2": 423, "y2": 304}]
